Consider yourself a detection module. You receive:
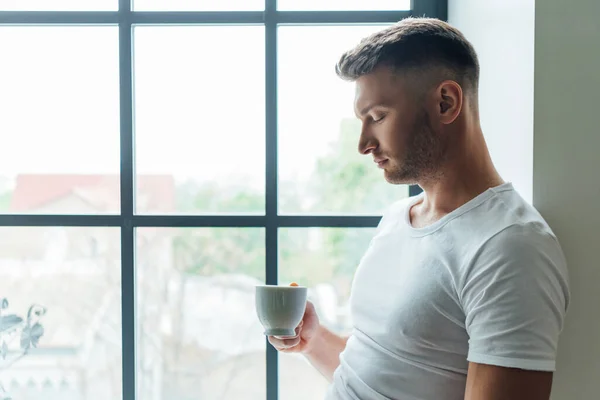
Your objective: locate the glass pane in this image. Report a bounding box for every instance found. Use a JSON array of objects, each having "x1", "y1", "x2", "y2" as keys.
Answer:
[
  {"x1": 136, "y1": 228, "x2": 266, "y2": 400},
  {"x1": 278, "y1": 0, "x2": 410, "y2": 11},
  {"x1": 0, "y1": 27, "x2": 120, "y2": 215},
  {"x1": 278, "y1": 26, "x2": 409, "y2": 215},
  {"x1": 278, "y1": 227, "x2": 375, "y2": 399},
  {"x1": 0, "y1": 227, "x2": 122, "y2": 400},
  {"x1": 133, "y1": 0, "x2": 262, "y2": 13},
  {"x1": 0, "y1": 0, "x2": 116, "y2": 11},
  {"x1": 134, "y1": 27, "x2": 265, "y2": 215}
]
